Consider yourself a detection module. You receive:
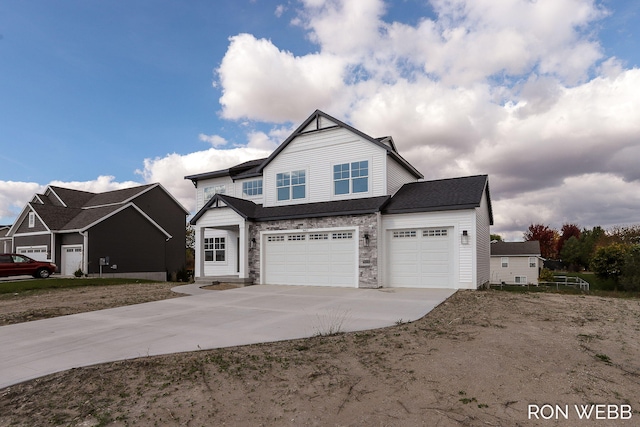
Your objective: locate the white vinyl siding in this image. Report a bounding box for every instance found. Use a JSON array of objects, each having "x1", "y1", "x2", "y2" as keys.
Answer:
[
  {"x1": 475, "y1": 186, "x2": 491, "y2": 287},
  {"x1": 387, "y1": 158, "x2": 417, "y2": 195},
  {"x1": 195, "y1": 177, "x2": 234, "y2": 211},
  {"x1": 263, "y1": 127, "x2": 386, "y2": 207},
  {"x1": 490, "y1": 255, "x2": 541, "y2": 285}
]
